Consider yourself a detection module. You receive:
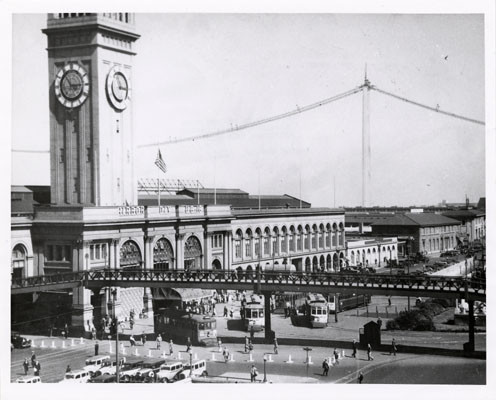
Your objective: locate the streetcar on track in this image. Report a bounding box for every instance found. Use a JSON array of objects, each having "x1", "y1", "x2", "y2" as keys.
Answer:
[
  {"x1": 242, "y1": 294, "x2": 264, "y2": 332},
  {"x1": 155, "y1": 308, "x2": 217, "y2": 346},
  {"x1": 327, "y1": 293, "x2": 371, "y2": 313},
  {"x1": 304, "y1": 293, "x2": 328, "y2": 328}
]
